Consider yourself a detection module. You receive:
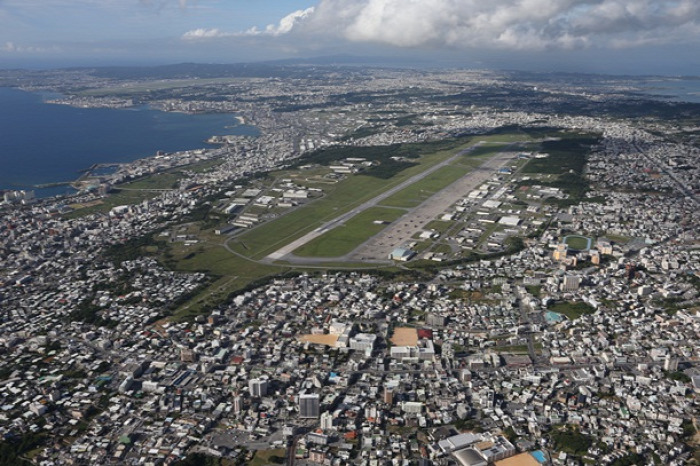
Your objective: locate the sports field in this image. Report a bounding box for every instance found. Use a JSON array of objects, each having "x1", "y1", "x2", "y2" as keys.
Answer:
[
  {"x1": 391, "y1": 328, "x2": 419, "y2": 346},
  {"x1": 563, "y1": 235, "x2": 592, "y2": 251}
]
